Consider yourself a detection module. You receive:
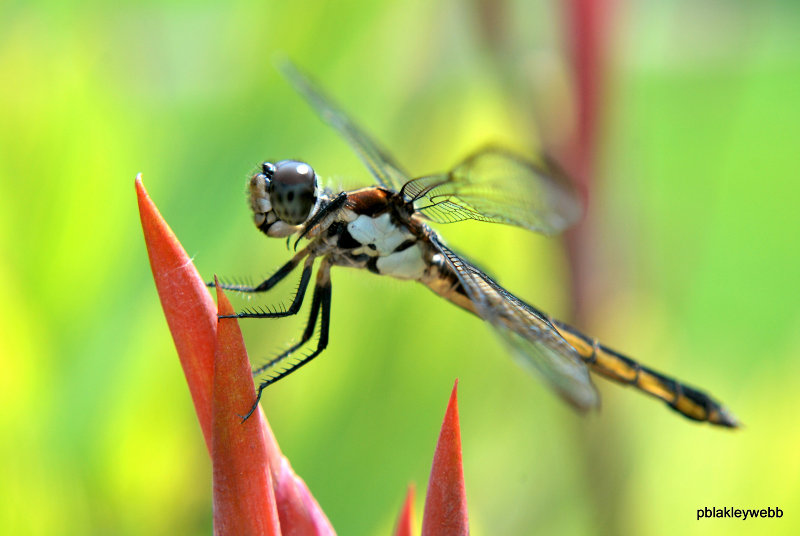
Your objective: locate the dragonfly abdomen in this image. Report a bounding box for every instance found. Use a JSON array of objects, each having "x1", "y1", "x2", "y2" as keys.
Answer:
[{"x1": 551, "y1": 320, "x2": 738, "y2": 428}]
